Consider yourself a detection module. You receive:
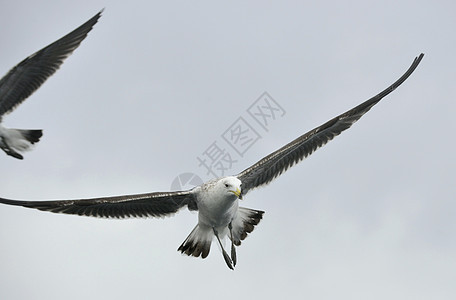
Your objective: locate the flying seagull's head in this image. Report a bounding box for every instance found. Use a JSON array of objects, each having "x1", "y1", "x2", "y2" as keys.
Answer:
[{"x1": 220, "y1": 176, "x2": 242, "y2": 200}]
